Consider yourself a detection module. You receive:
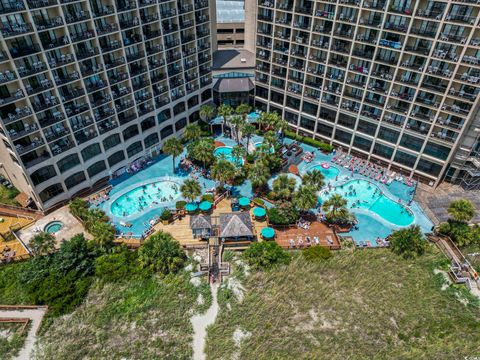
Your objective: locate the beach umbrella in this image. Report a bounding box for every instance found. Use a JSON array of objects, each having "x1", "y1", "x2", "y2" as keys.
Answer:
[
  {"x1": 185, "y1": 202, "x2": 198, "y2": 212},
  {"x1": 253, "y1": 207, "x2": 266, "y2": 218},
  {"x1": 261, "y1": 227, "x2": 275, "y2": 239},
  {"x1": 238, "y1": 197, "x2": 250, "y2": 207},
  {"x1": 199, "y1": 201, "x2": 212, "y2": 211}
]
